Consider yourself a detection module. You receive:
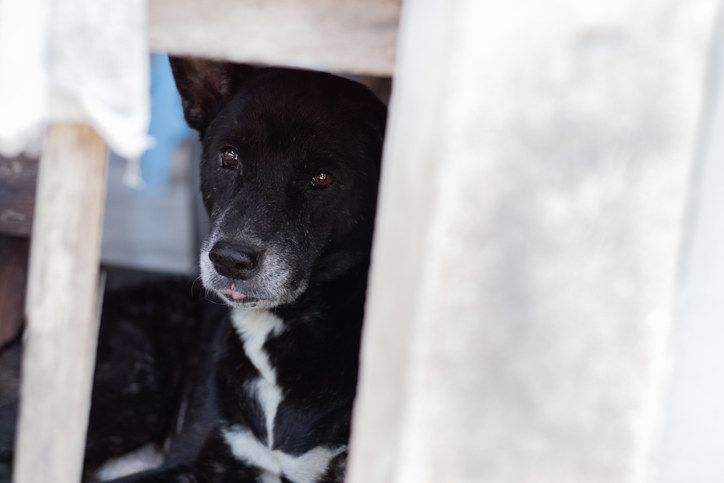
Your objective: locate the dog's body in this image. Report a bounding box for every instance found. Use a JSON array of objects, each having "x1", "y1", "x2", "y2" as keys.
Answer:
[
  {"x1": 0, "y1": 59, "x2": 385, "y2": 483},
  {"x1": 99, "y1": 60, "x2": 386, "y2": 482}
]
